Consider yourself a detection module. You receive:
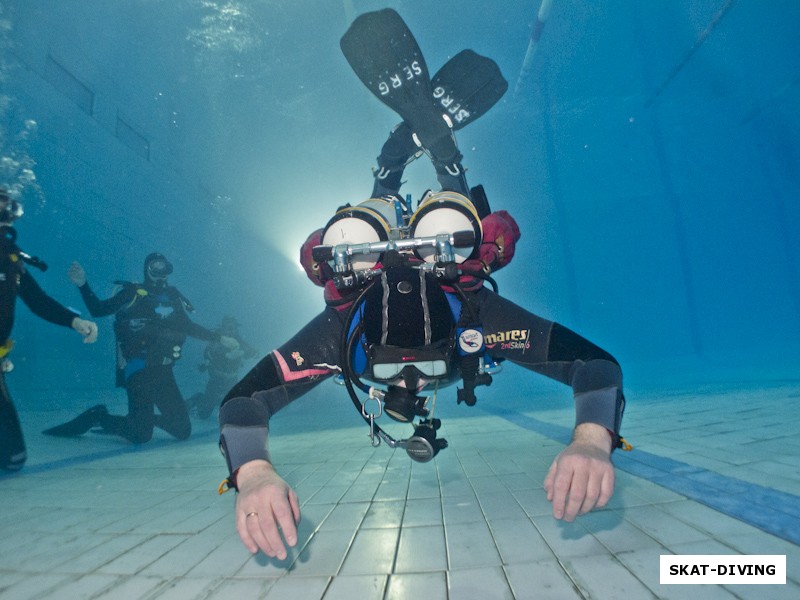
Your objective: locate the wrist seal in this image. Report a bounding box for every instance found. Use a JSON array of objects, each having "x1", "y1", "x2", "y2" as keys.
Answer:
[{"x1": 218, "y1": 396, "x2": 271, "y2": 491}]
